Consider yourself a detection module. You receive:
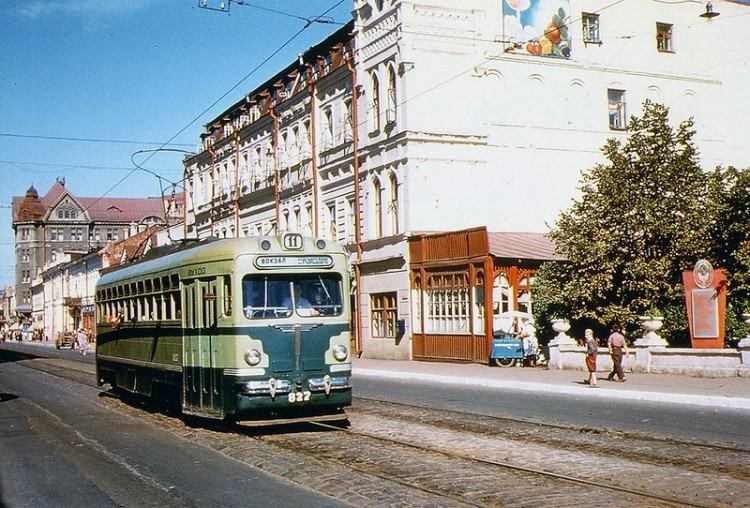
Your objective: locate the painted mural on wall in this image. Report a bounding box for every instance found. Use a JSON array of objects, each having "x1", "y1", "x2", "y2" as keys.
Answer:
[{"x1": 503, "y1": 0, "x2": 571, "y2": 58}]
